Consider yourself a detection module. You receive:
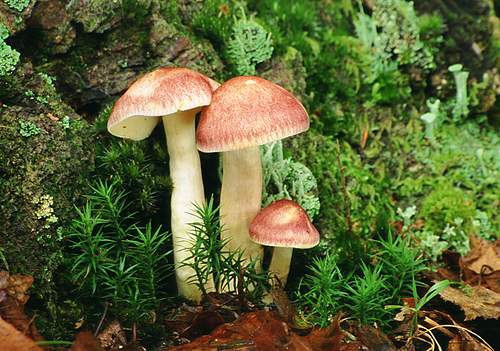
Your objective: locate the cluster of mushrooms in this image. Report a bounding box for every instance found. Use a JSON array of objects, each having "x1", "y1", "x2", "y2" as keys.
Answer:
[{"x1": 107, "y1": 68, "x2": 319, "y2": 302}]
